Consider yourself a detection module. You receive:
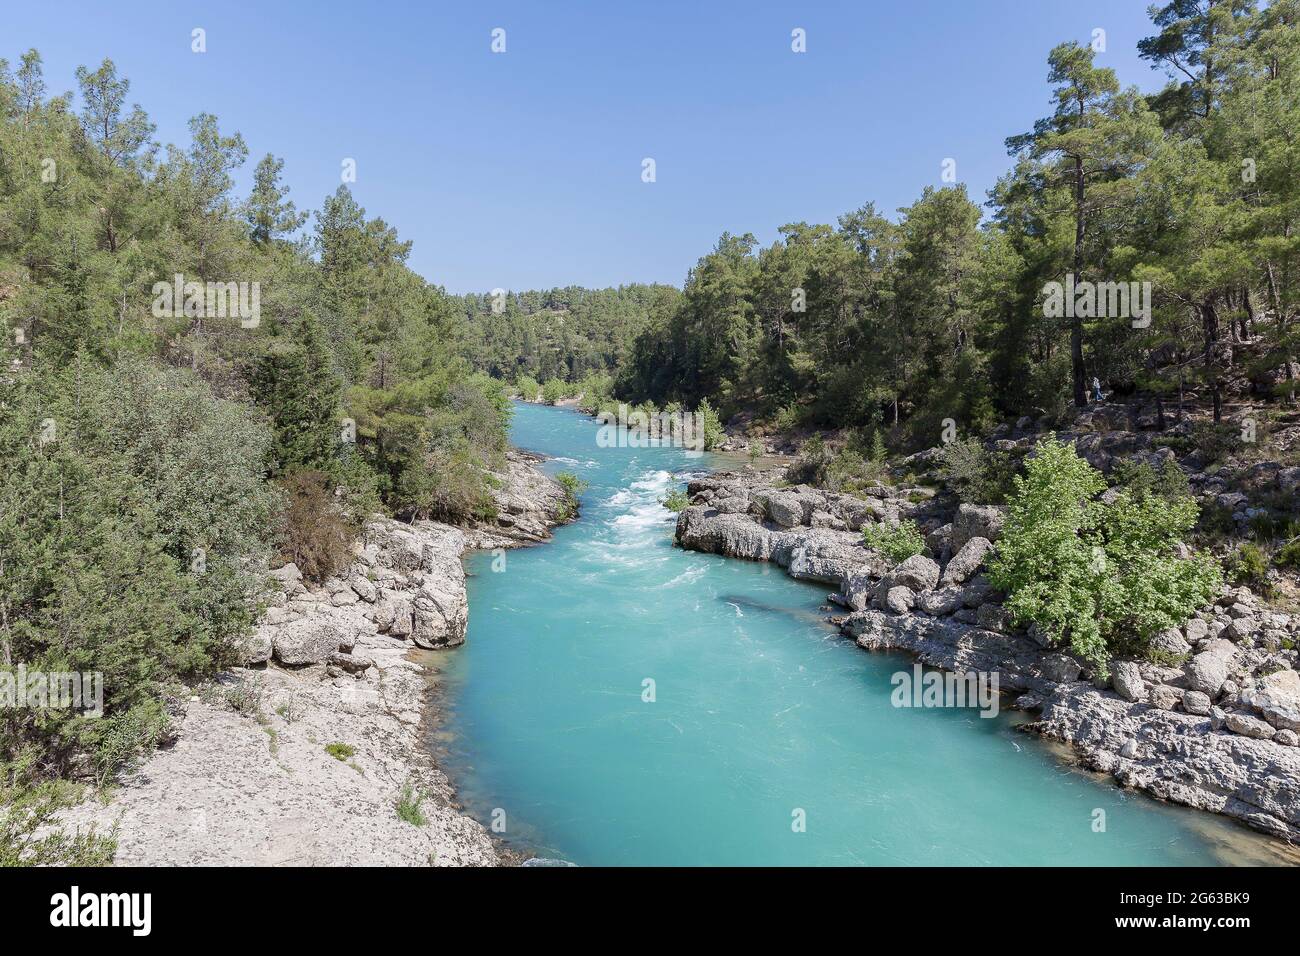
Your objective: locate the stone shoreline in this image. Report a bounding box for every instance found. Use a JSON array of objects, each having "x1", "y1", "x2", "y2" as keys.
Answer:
[
  {"x1": 675, "y1": 470, "x2": 1300, "y2": 846},
  {"x1": 61, "y1": 449, "x2": 567, "y2": 866}
]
